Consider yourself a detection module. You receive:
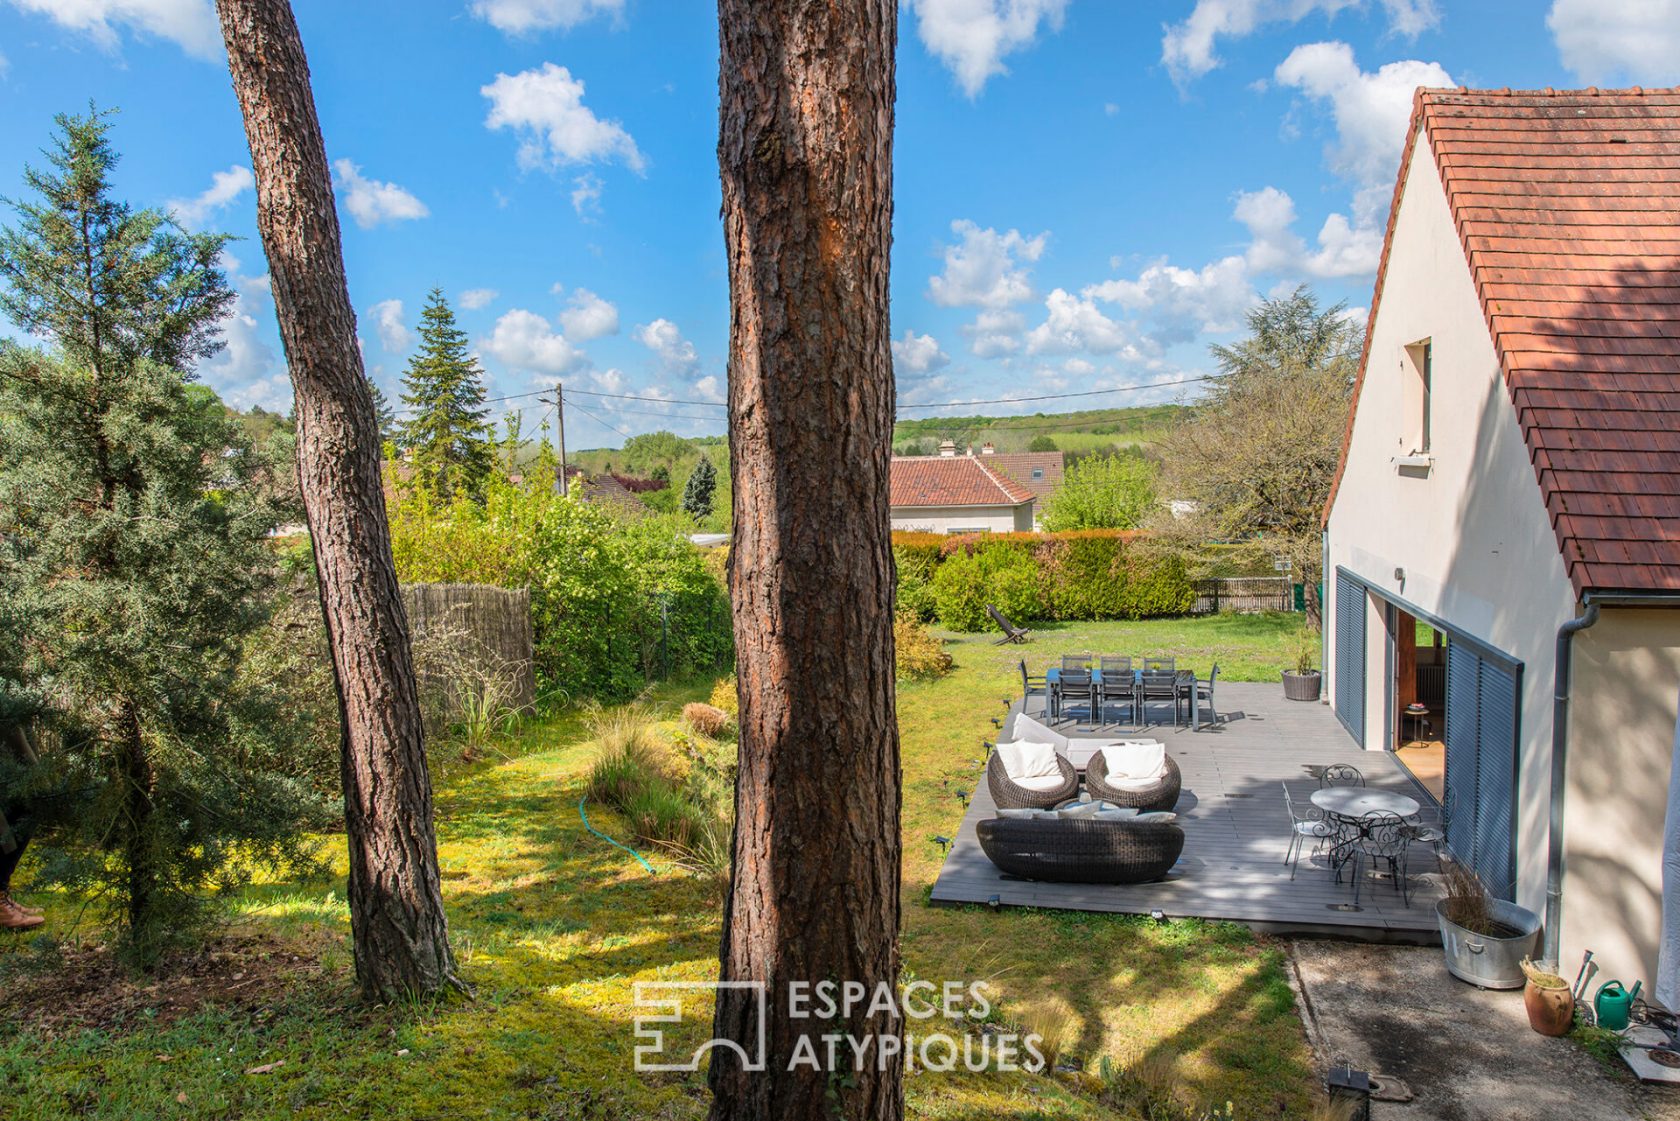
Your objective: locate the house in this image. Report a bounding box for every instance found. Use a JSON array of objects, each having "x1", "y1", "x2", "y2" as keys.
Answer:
[
  {"x1": 890, "y1": 447, "x2": 1035, "y2": 533},
  {"x1": 1323, "y1": 86, "x2": 1680, "y2": 998},
  {"x1": 975, "y1": 443, "x2": 1064, "y2": 528},
  {"x1": 561, "y1": 466, "x2": 648, "y2": 514}
]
